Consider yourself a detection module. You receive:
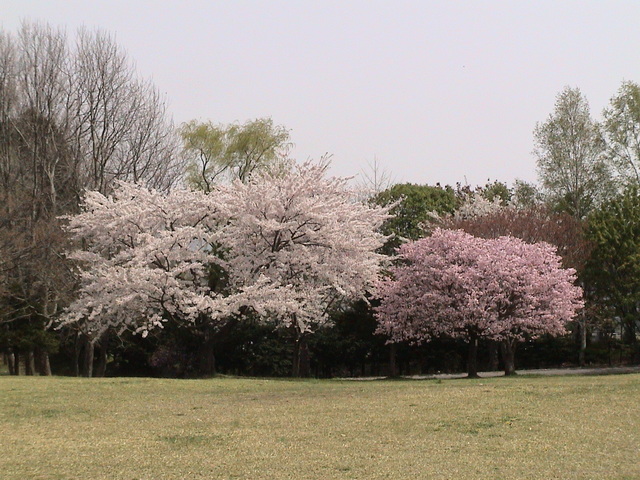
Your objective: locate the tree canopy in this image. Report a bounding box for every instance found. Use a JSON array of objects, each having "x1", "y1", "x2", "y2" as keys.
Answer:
[
  {"x1": 181, "y1": 117, "x2": 291, "y2": 190},
  {"x1": 372, "y1": 183, "x2": 458, "y2": 253},
  {"x1": 61, "y1": 161, "x2": 390, "y2": 376},
  {"x1": 534, "y1": 86, "x2": 613, "y2": 219},
  {"x1": 585, "y1": 186, "x2": 640, "y2": 344},
  {"x1": 375, "y1": 229, "x2": 583, "y2": 377},
  {"x1": 603, "y1": 81, "x2": 640, "y2": 185}
]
